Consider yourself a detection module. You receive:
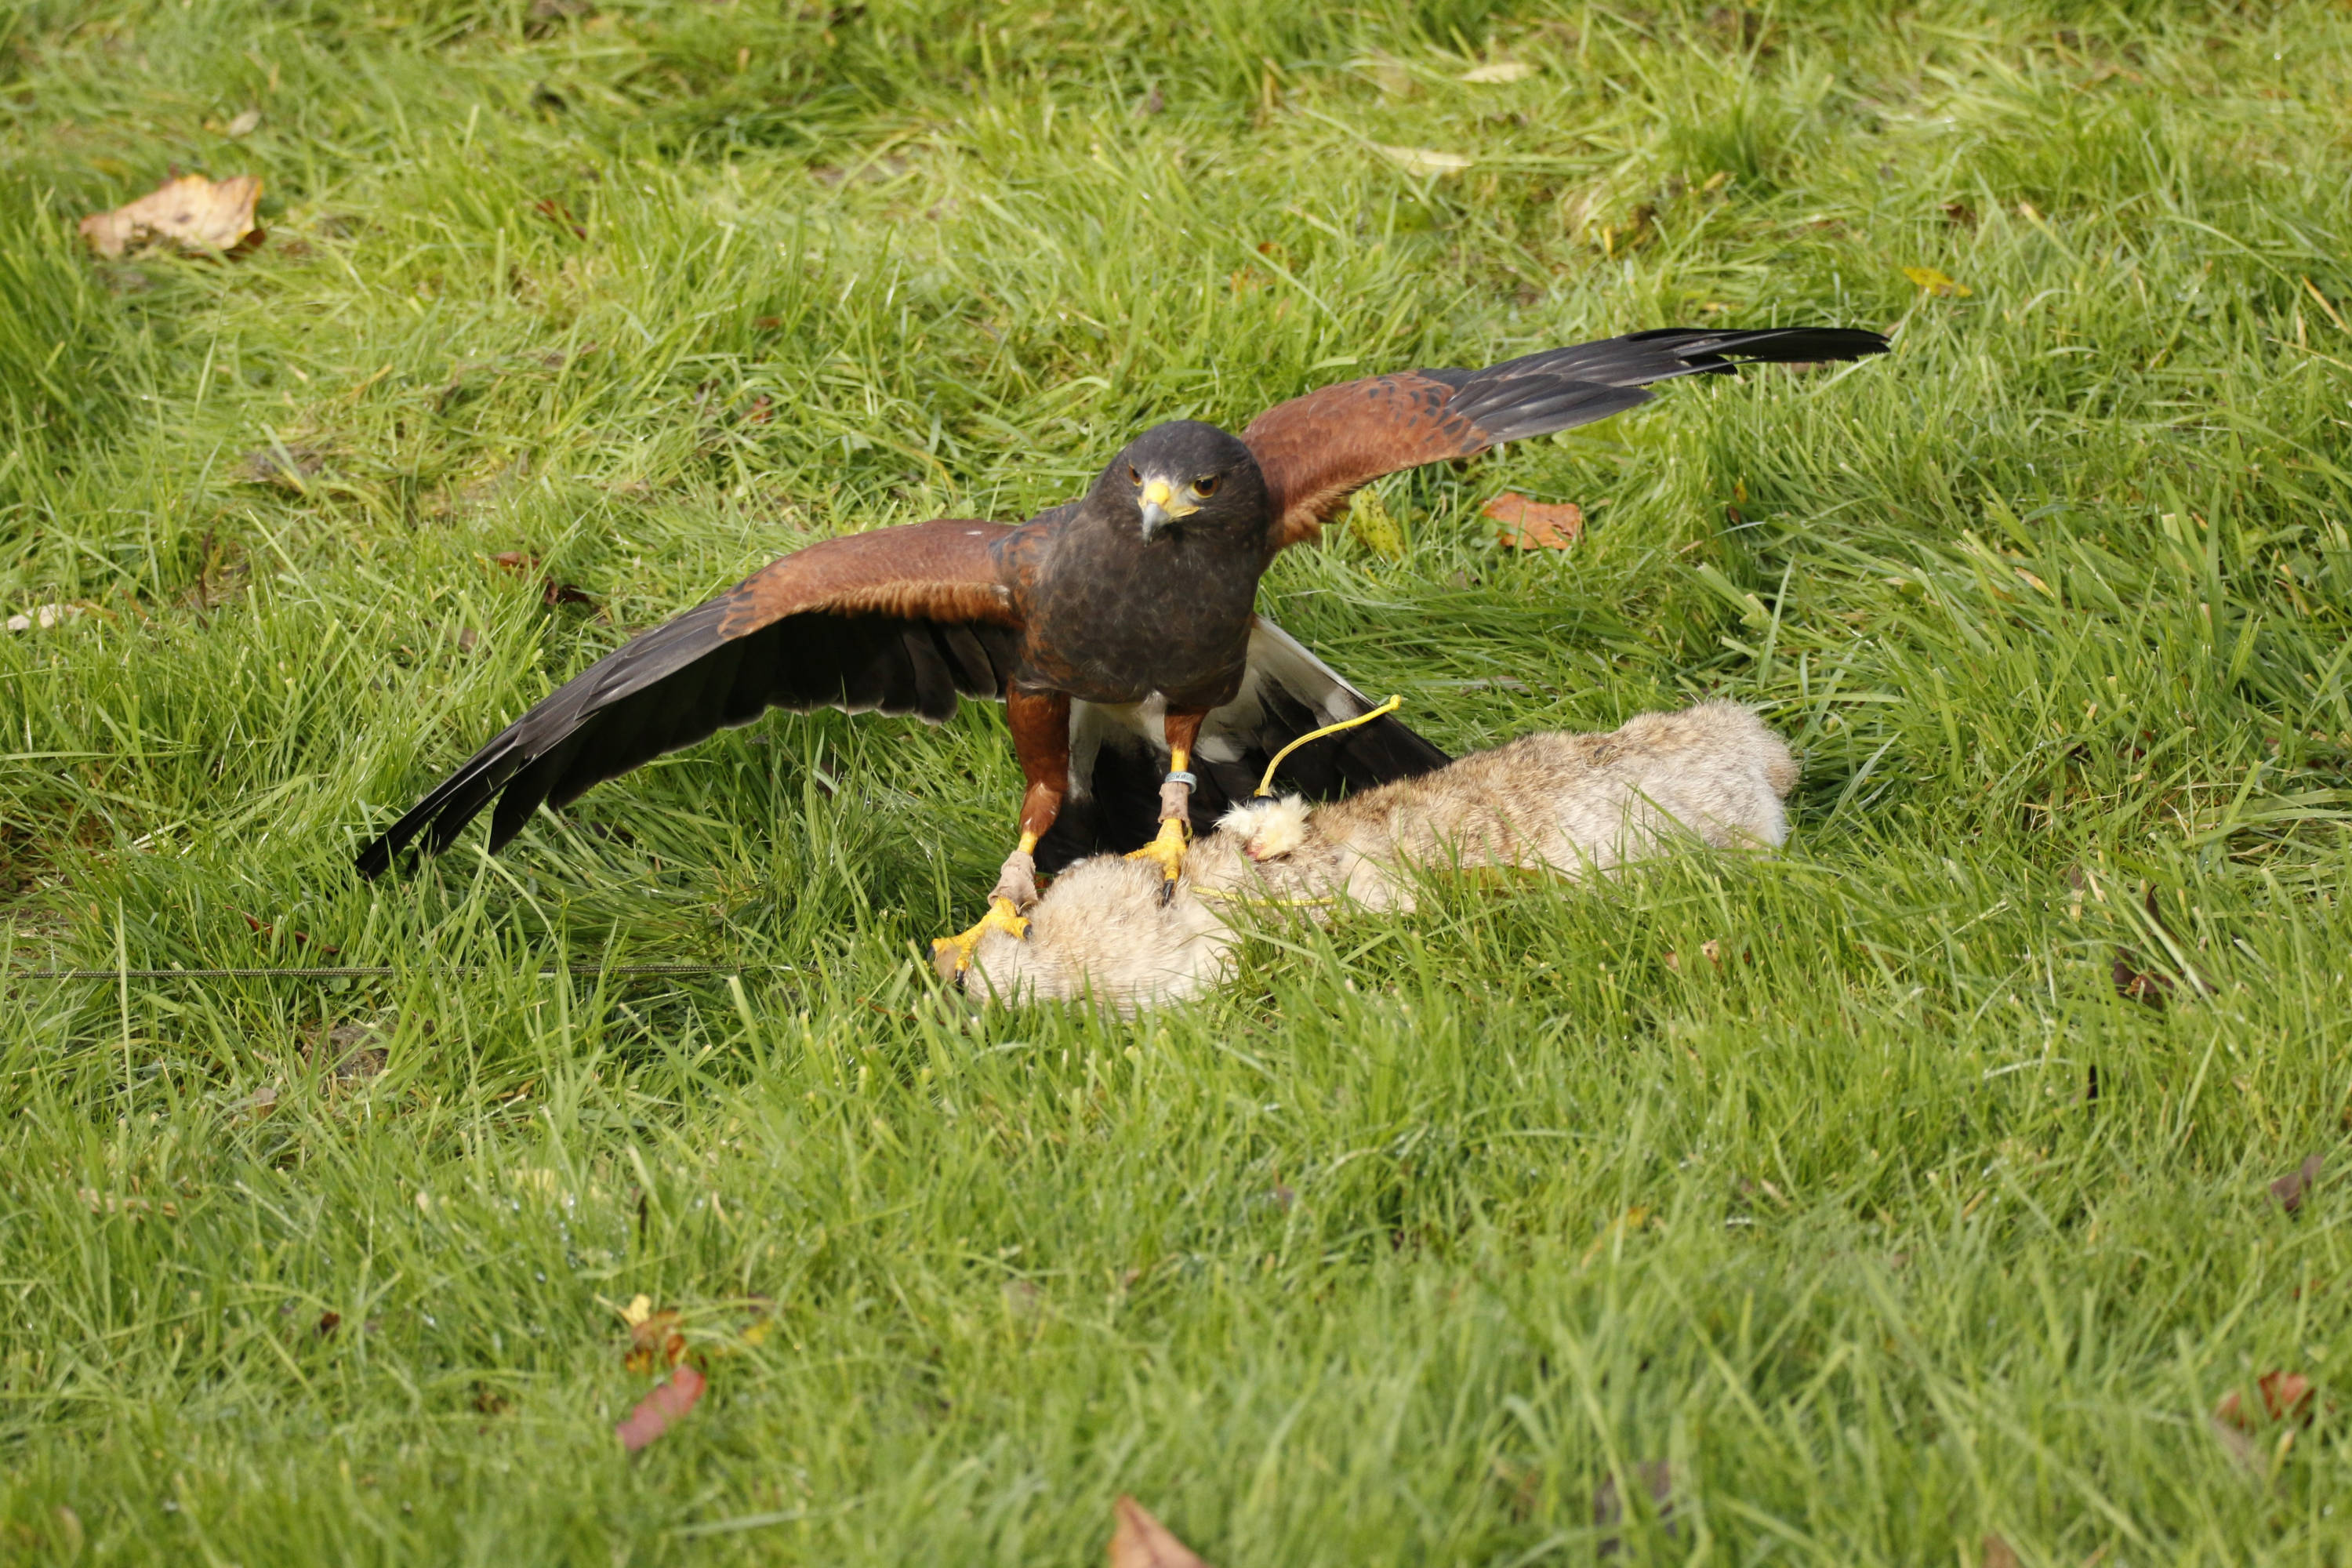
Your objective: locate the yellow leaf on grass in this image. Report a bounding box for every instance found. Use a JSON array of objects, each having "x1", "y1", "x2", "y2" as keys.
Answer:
[
  {"x1": 80, "y1": 173, "x2": 264, "y2": 258},
  {"x1": 1376, "y1": 143, "x2": 1472, "y2": 176},
  {"x1": 1460, "y1": 60, "x2": 1537, "y2": 84},
  {"x1": 1346, "y1": 489, "x2": 1406, "y2": 560},
  {"x1": 1903, "y1": 266, "x2": 1971, "y2": 298}
]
